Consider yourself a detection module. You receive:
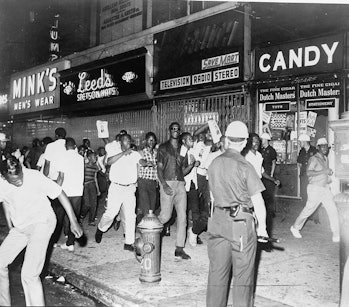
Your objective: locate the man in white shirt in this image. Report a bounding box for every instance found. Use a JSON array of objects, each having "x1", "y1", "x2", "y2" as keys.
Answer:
[
  {"x1": 95, "y1": 134, "x2": 146, "y2": 251},
  {"x1": 57, "y1": 137, "x2": 84, "y2": 252},
  {"x1": 0, "y1": 156, "x2": 83, "y2": 306},
  {"x1": 43, "y1": 127, "x2": 68, "y2": 247}
]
